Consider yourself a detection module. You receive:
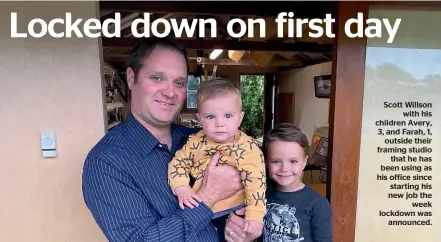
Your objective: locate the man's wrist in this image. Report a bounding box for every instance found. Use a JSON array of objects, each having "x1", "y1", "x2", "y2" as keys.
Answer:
[
  {"x1": 197, "y1": 188, "x2": 217, "y2": 208},
  {"x1": 180, "y1": 199, "x2": 214, "y2": 232}
]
